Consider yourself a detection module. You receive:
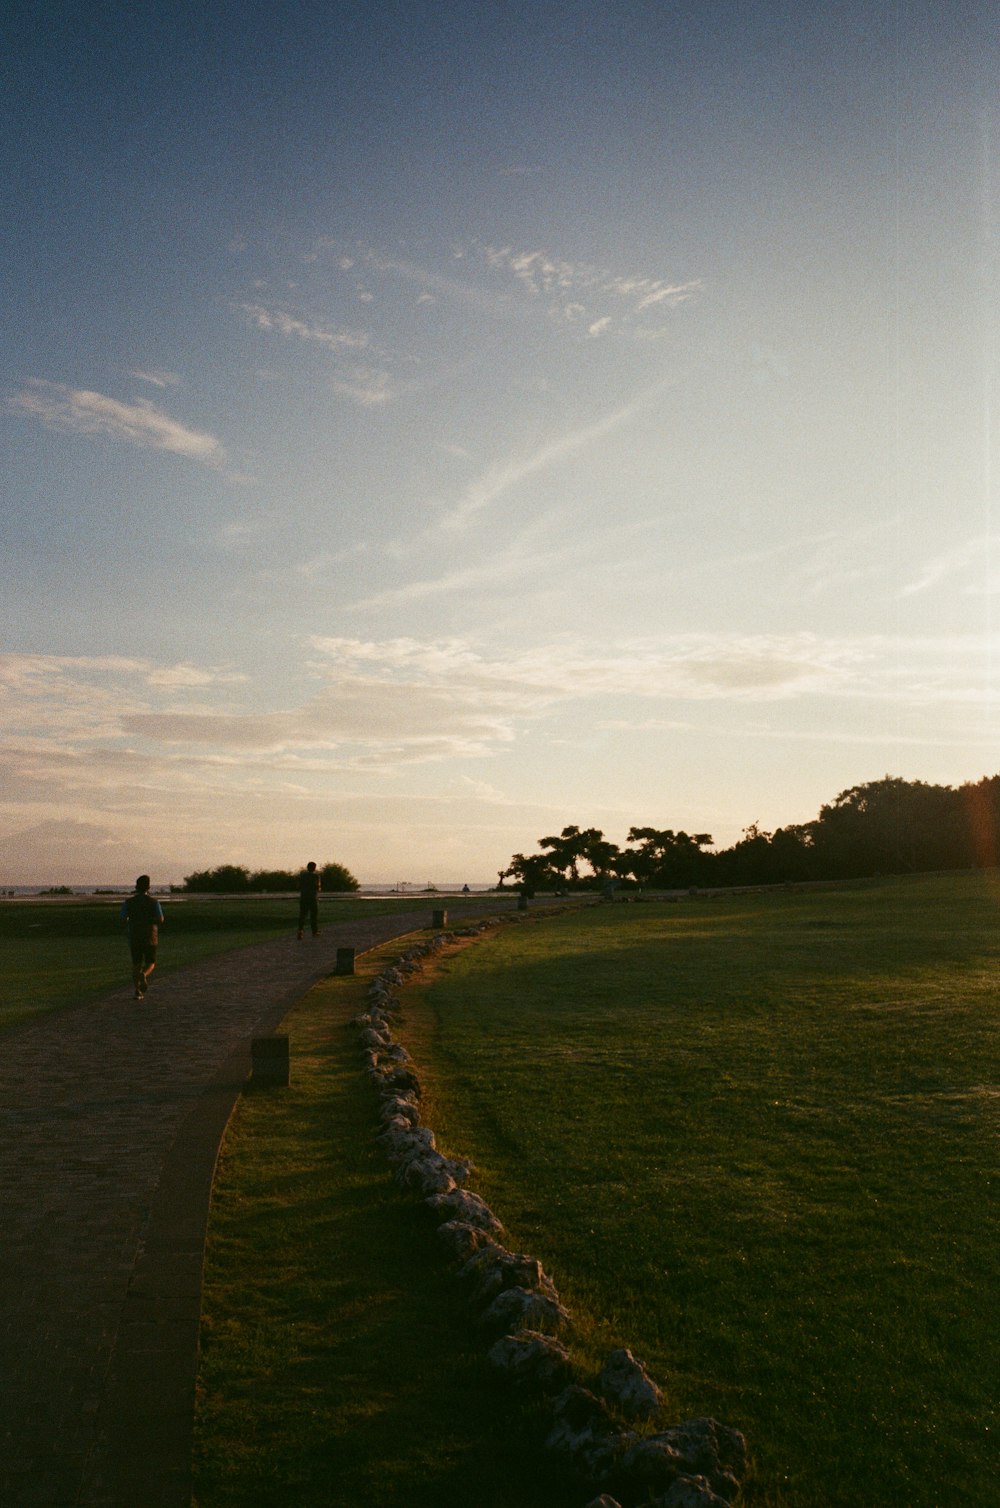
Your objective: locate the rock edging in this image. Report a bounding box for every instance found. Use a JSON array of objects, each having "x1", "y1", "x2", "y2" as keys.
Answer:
[{"x1": 353, "y1": 917, "x2": 749, "y2": 1508}]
